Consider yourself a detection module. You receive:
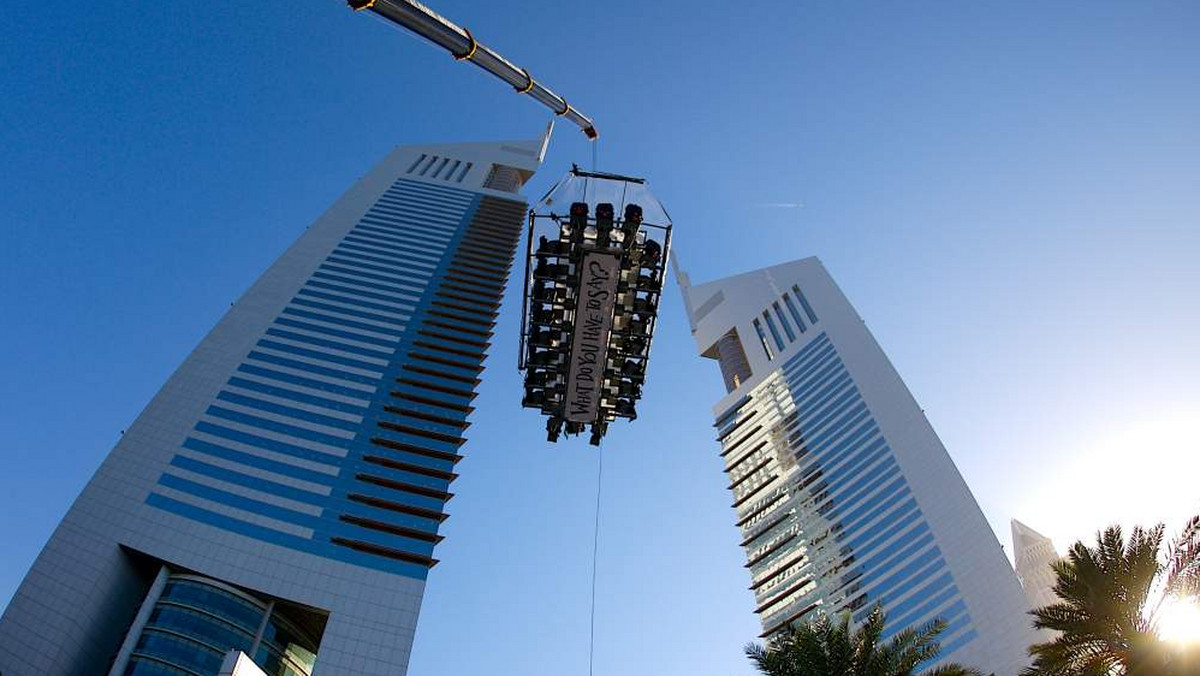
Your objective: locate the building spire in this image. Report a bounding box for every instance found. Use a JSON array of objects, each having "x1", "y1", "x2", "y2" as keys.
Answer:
[{"x1": 671, "y1": 254, "x2": 697, "y2": 332}]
